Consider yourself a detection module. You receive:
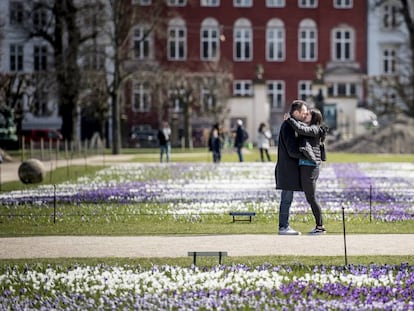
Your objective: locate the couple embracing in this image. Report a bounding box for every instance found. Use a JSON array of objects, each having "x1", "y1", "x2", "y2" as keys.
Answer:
[{"x1": 275, "y1": 99, "x2": 328, "y2": 235}]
